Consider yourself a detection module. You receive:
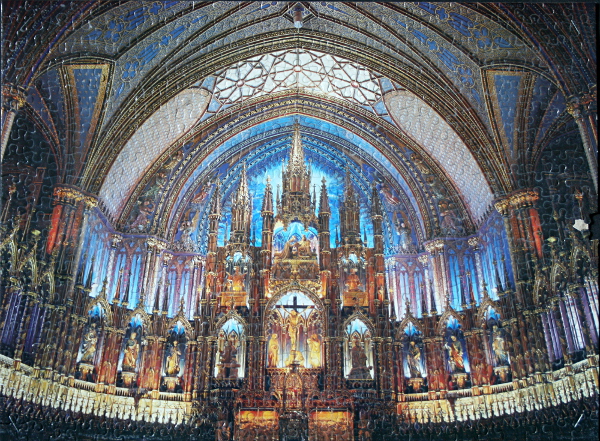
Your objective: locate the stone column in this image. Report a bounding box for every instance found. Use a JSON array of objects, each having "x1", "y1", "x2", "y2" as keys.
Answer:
[
  {"x1": 494, "y1": 190, "x2": 543, "y2": 307},
  {"x1": 566, "y1": 89, "x2": 598, "y2": 191},
  {"x1": 1, "y1": 84, "x2": 26, "y2": 162},
  {"x1": 424, "y1": 240, "x2": 447, "y2": 312}
]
